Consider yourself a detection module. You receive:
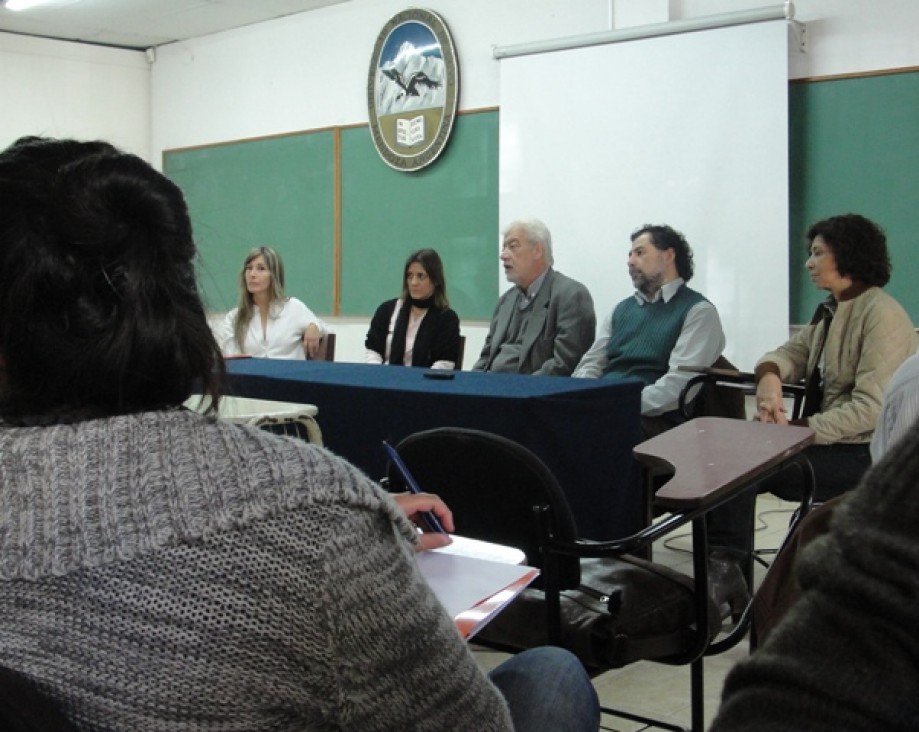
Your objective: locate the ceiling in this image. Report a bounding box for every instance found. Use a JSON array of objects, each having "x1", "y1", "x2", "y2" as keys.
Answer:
[{"x1": 0, "y1": 0, "x2": 351, "y2": 50}]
